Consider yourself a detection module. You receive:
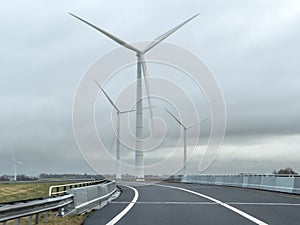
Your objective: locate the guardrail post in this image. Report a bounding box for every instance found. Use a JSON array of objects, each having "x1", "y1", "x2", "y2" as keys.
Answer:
[
  {"x1": 35, "y1": 213, "x2": 39, "y2": 224},
  {"x1": 0, "y1": 194, "x2": 73, "y2": 224},
  {"x1": 28, "y1": 215, "x2": 33, "y2": 225},
  {"x1": 44, "y1": 211, "x2": 49, "y2": 222},
  {"x1": 58, "y1": 207, "x2": 65, "y2": 217}
]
